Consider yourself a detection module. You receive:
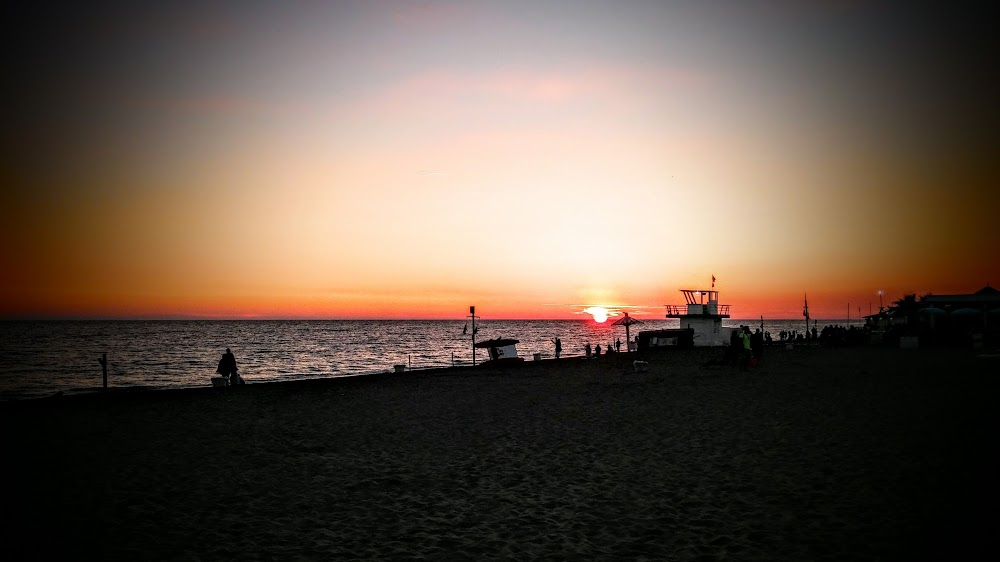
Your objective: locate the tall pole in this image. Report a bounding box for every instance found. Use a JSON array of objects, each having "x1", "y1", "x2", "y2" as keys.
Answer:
[
  {"x1": 469, "y1": 306, "x2": 477, "y2": 366},
  {"x1": 803, "y1": 293, "x2": 810, "y2": 335}
]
